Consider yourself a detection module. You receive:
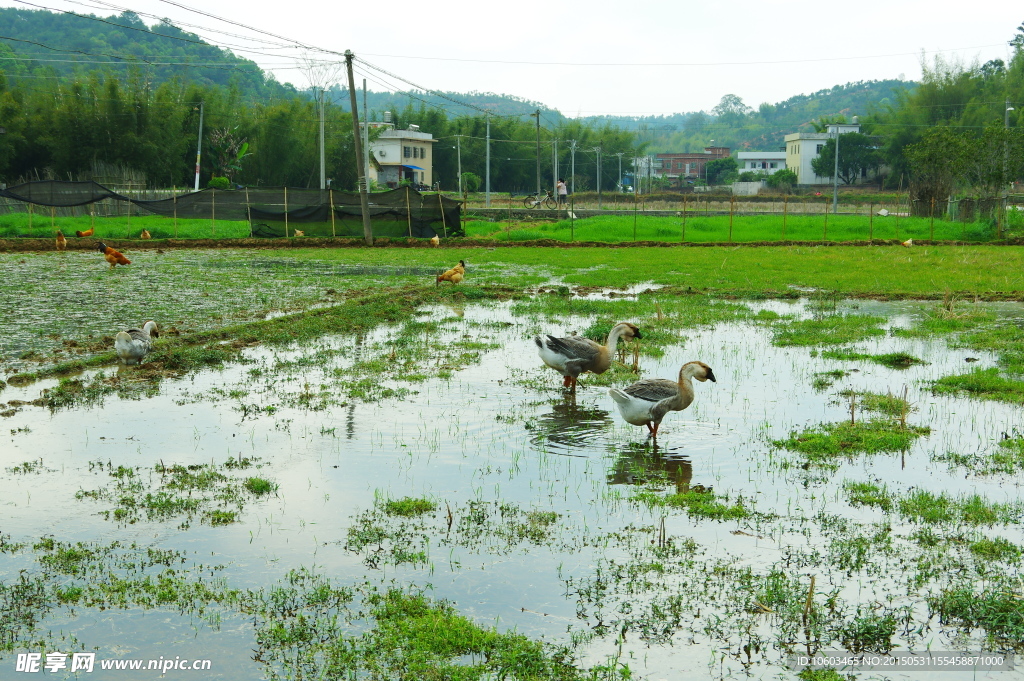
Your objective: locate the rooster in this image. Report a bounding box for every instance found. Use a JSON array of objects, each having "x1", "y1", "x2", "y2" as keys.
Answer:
[
  {"x1": 55, "y1": 230, "x2": 66, "y2": 252},
  {"x1": 97, "y1": 242, "x2": 131, "y2": 269},
  {"x1": 436, "y1": 259, "x2": 465, "y2": 286},
  {"x1": 140, "y1": 229, "x2": 151, "y2": 239},
  {"x1": 75, "y1": 227, "x2": 94, "y2": 238}
]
